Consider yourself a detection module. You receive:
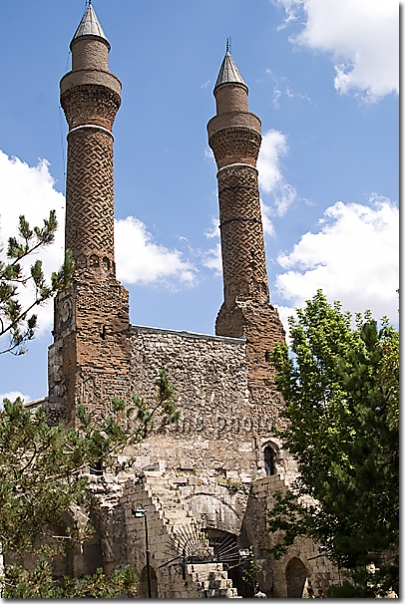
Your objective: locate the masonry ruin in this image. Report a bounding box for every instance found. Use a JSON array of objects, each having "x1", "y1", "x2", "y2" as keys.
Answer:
[{"x1": 43, "y1": 5, "x2": 340, "y2": 598}]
